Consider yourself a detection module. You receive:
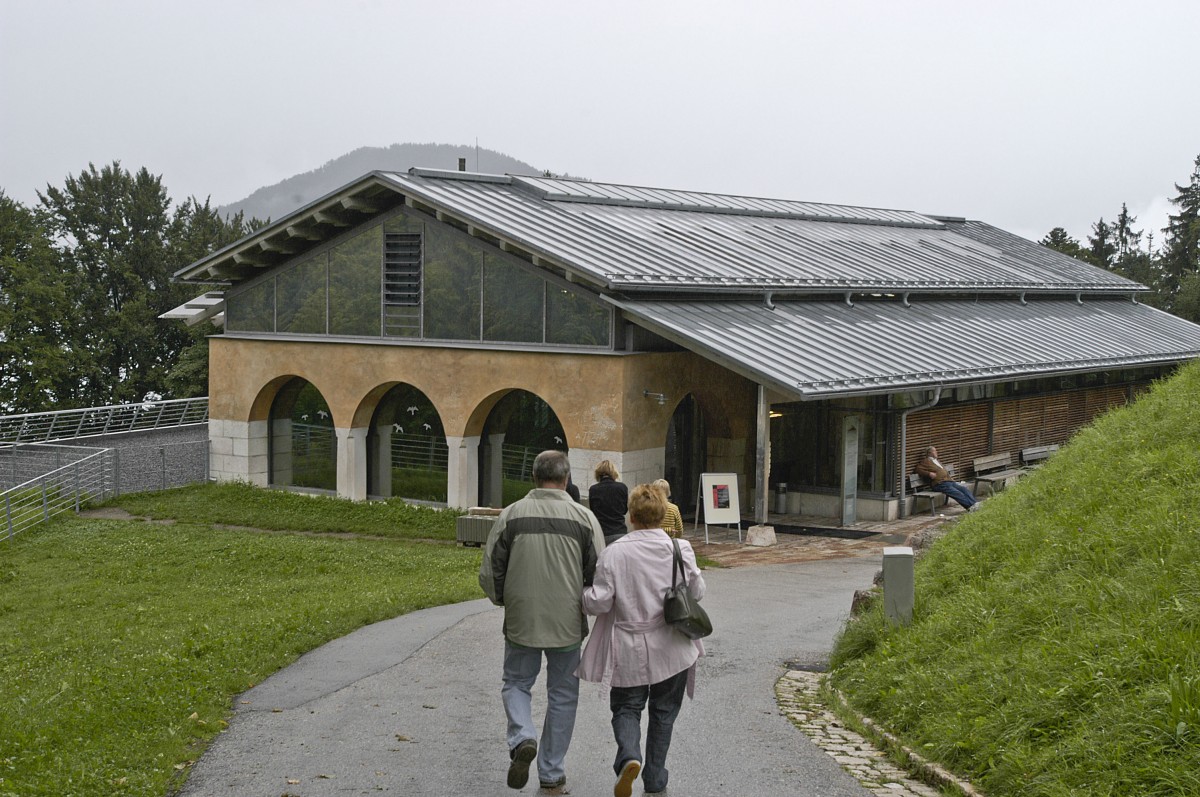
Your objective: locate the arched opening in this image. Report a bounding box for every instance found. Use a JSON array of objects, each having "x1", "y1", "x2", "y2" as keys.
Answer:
[
  {"x1": 664, "y1": 393, "x2": 706, "y2": 519},
  {"x1": 479, "y1": 390, "x2": 568, "y2": 507},
  {"x1": 367, "y1": 384, "x2": 448, "y2": 502},
  {"x1": 269, "y1": 378, "x2": 336, "y2": 493}
]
